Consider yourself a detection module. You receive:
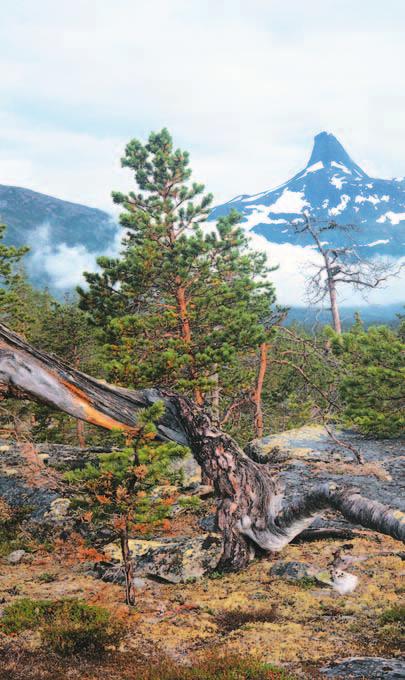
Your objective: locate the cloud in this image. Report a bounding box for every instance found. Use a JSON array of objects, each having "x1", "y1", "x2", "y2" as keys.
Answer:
[
  {"x1": 1, "y1": 0, "x2": 405, "y2": 211},
  {"x1": 247, "y1": 232, "x2": 405, "y2": 308},
  {"x1": 26, "y1": 223, "x2": 121, "y2": 290},
  {"x1": 24, "y1": 219, "x2": 404, "y2": 311}
]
